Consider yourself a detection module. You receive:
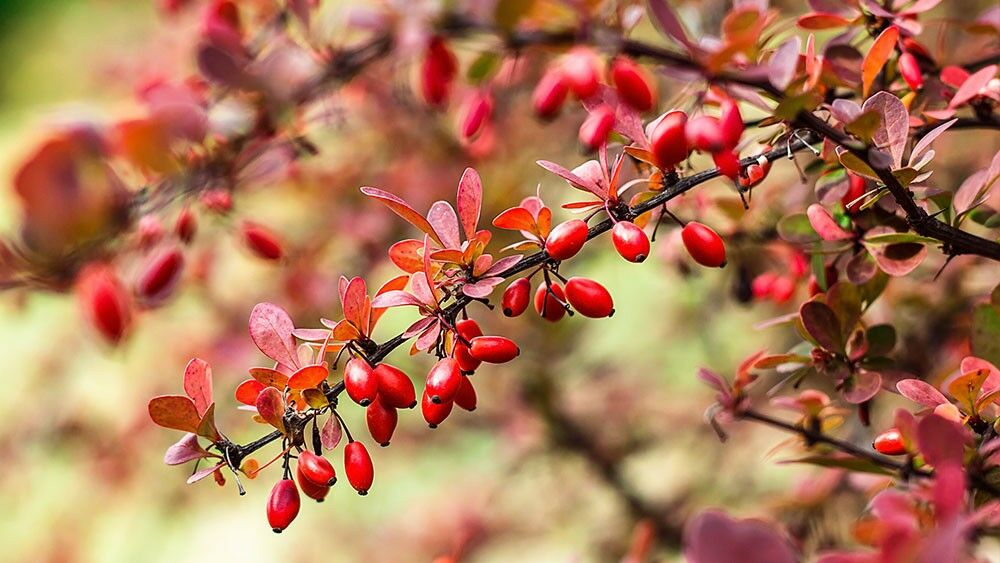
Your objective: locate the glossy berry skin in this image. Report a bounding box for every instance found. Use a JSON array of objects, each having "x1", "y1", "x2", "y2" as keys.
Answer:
[
  {"x1": 561, "y1": 48, "x2": 600, "y2": 99},
  {"x1": 712, "y1": 150, "x2": 741, "y2": 180},
  {"x1": 545, "y1": 219, "x2": 589, "y2": 261},
  {"x1": 649, "y1": 110, "x2": 688, "y2": 170},
  {"x1": 579, "y1": 105, "x2": 615, "y2": 150},
  {"x1": 420, "y1": 37, "x2": 457, "y2": 107},
  {"x1": 297, "y1": 450, "x2": 336, "y2": 486},
  {"x1": 345, "y1": 357, "x2": 378, "y2": 406},
  {"x1": 459, "y1": 90, "x2": 493, "y2": 140},
  {"x1": 469, "y1": 336, "x2": 520, "y2": 363},
  {"x1": 137, "y1": 247, "x2": 185, "y2": 303},
  {"x1": 373, "y1": 363, "x2": 416, "y2": 409},
  {"x1": 296, "y1": 464, "x2": 330, "y2": 502},
  {"x1": 532, "y1": 69, "x2": 569, "y2": 120},
  {"x1": 842, "y1": 174, "x2": 866, "y2": 213},
  {"x1": 565, "y1": 277, "x2": 614, "y2": 318},
  {"x1": 366, "y1": 396, "x2": 398, "y2": 447},
  {"x1": 453, "y1": 319, "x2": 483, "y2": 374},
  {"x1": 612, "y1": 221, "x2": 650, "y2": 263},
  {"x1": 78, "y1": 265, "x2": 131, "y2": 344},
  {"x1": 610, "y1": 57, "x2": 655, "y2": 112},
  {"x1": 422, "y1": 390, "x2": 454, "y2": 428},
  {"x1": 501, "y1": 277, "x2": 531, "y2": 317},
  {"x1": 454, "y1": 377, "x2": 477, "y2": 412},
  {"x1": 425, "y1": 358, "x2": 462, "y2": 404},
  {"x1": 344, "y1": 441, "x2": 374, "y2": 495},
  {"x1": 240, "y1": 221, "x2": 284, "y2": 261},
  {"x1": 681, "y1": 222, "x2": 727, "y2": 268},
  {"x1": 267, "y1": 479, "x2": 300, "y2": 533},
  {"x1": 534, "y1": 282, "x2": 567, "y2": 322},
  {"x1": 718, "y1": 99, "x2": 743, "y2": 149},
  {"x1": 685, "y1": 115, "x2": 726, "y2": 153},
  {"x1": 872, "y1": 428, "x2": 906, "y2": 455},
  {"x1": 175, "y1": 207, "x2": 197, "y2": 244},
  {"x1": 898, "y1": 52, "x2": 923, "y2": 91}
]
